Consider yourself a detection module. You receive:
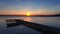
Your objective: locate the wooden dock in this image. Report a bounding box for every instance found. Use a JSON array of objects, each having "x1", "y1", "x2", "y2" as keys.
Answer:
[{"x1": 6, "y1": 19, "x2": 60, "y2": 34}]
